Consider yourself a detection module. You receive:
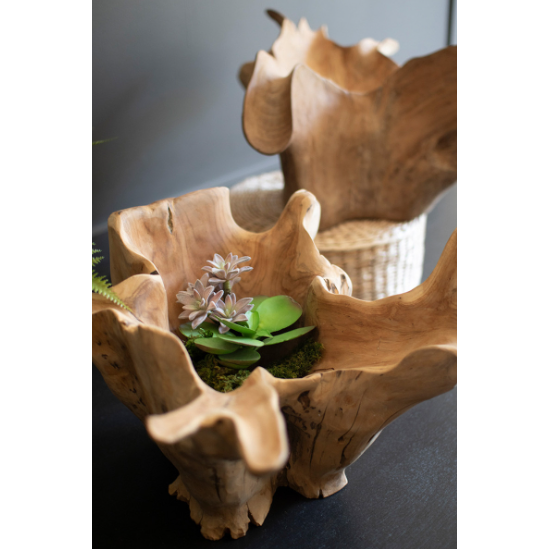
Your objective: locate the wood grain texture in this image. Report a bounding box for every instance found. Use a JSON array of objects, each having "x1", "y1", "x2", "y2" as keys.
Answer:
[
  {"x1": 93, "y1": 188, "x2": 457, "y2": 540},
  {"x1": 95, "y1": 187, "x2": 350, "y2": 539},
  {"x1": 230, "y1": 171, "x2": 428, "y2": 300},
  {"x1": 93, "y1": 276, "x2": 289, "y2": 540},
  {"x1": 108, "y1": 186, "x2": 351, "y2": 334},
  {"x1": 273, "y1": 230, "x2": 457, "y2": 498},
  {"x1": 240, "y1": 12, "x2": 457, "y2": 230},
  {"x1": 93, "y1": 366, "x2": 456, "y2": 547}
]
